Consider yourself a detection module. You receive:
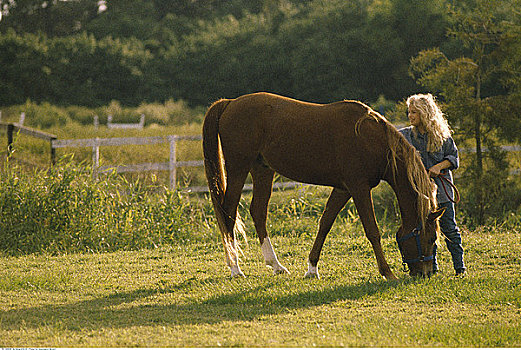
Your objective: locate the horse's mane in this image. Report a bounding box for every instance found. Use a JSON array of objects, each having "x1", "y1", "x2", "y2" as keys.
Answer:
[{"x1": 356, "y1": 108, "x2": 437, "y2": 228}]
